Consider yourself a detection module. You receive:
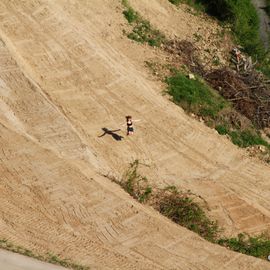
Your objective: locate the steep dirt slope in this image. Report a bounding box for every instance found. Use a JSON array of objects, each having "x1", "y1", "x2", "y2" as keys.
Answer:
[
  {"x1": 0, "y1": 0, "x2": 270, "y2": 269},
  {"x1": 0, "y1": 40, "x2": 268, "y2": 268},
  {"x1": 2, "y1": 120, "x2": 270, "y2": 269},
  {"x1": 1, "y1": 0, "x2": 268, "y2": 235}
]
